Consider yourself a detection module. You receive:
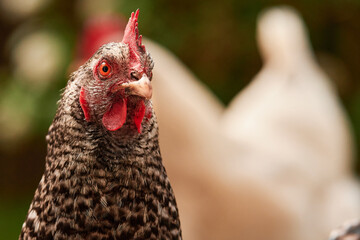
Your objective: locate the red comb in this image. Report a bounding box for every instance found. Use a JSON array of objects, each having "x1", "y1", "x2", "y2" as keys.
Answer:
[{"x1": 122, "y1": 9, "x2": 145, "y2": 53}]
